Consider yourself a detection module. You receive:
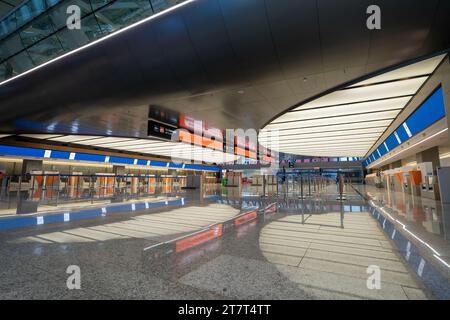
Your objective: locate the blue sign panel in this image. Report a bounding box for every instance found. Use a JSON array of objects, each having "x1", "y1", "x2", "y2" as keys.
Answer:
[{"x1": 363, "y1": 87, "x2": 446, "y2": 166}]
